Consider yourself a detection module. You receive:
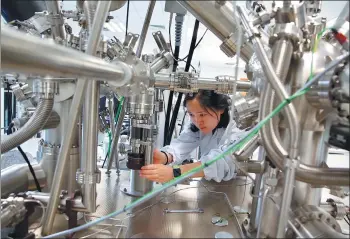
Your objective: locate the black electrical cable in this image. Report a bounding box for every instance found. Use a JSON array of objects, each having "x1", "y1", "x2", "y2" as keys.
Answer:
[
  {"x1": 179, "y1": 111, "x2": 187, "y2": 134},
  {"x1": 125, "y1": 0, "x2": 130, "y2": 38},
  {"x1": 168, "y1": 15, "x2": 208, "y2": 63},
  {"x1": 6, "y1": 122, "x2": 42, "y2": 192},
  {"x1": 166, "y1": 20, "x2": 200, "y2": 145},
  {"x1": 101, "y1": 152, "x2": 108, "y2": 168},
  {"x1": 164, "y1": 14, "x2": 181, "y2": 146}
]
